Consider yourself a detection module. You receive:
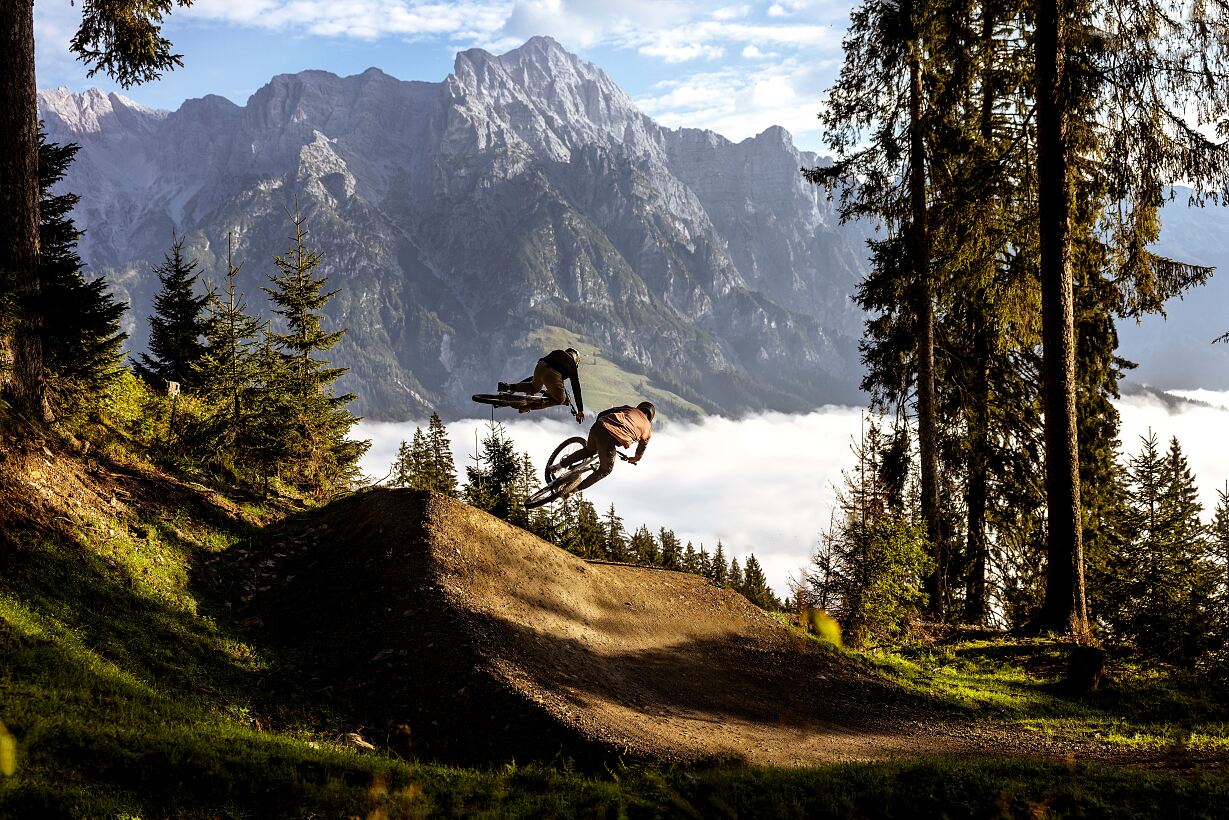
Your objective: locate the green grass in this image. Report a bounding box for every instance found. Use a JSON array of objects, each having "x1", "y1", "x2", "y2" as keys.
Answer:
[
  {"x1": 3, "y1": 458, "x2": 1229, "y2": 816},
  {"x1": 519, "y1": 325, "x2": 706, "y2": 421},
  {"x1": 851, "y1": 636, "x2": 1229, "y2": 751}
]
